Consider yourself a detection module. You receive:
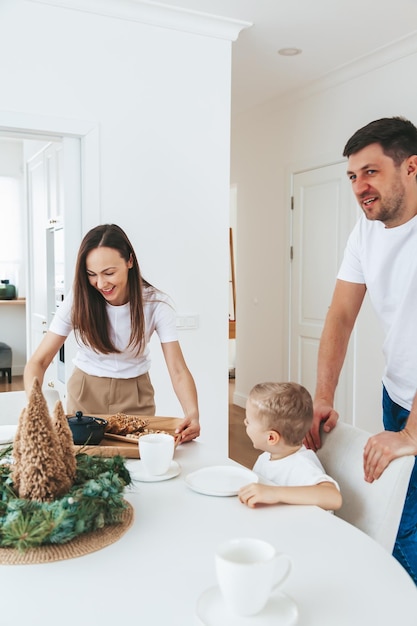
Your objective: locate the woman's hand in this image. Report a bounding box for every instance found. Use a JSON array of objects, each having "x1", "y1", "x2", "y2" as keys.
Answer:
[
  {"x1": 175, "y1": 416, "x2": 200, "y2": 443},
  {"x1": 162, "y1": 341, "x2": 200, "y2": 443}
]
